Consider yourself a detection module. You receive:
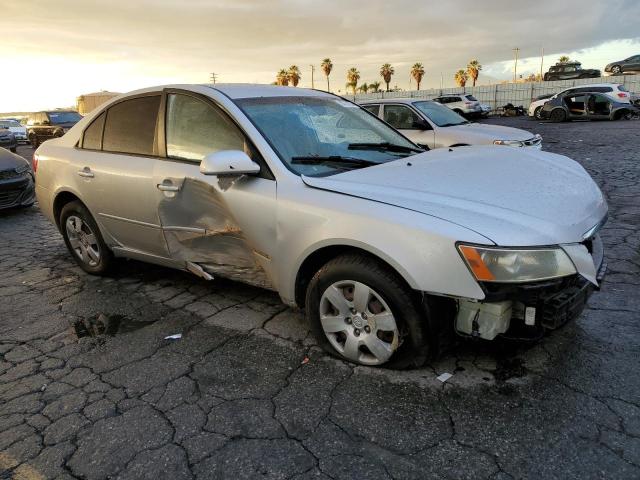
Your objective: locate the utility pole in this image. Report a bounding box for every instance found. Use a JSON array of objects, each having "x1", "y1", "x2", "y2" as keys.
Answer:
[
  {"x1": 209, "y1": 72, "x2": 217, "y2": 85},
  {"x1": 540, "y1": 47, "x2": 545, "y2": 80},
  {"x1": 310, "y1": 65, "x2": 315, "y2": 89},
  {"x1": 513, "y1": 48, "x2": 520, "y2": 83}
]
